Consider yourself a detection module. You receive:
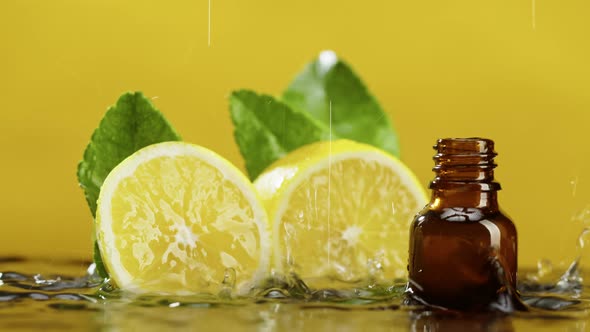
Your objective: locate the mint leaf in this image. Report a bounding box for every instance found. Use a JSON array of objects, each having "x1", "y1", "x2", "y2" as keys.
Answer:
[
  {"x1": 78, "y1": 92, "x2": 181, "y2": 276},
  {"x1": 77, "y1": 92, "x2": 181, "y2": 217},
  {"x1": 230, "y1": 90, "x2": 332, "y2": 180},
  {"x1": 282, "y1": 51, "x2": 400, "y2": 157},
  {"x1": 93, "y1": 241, "x2": 108, "y2": 278}
]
